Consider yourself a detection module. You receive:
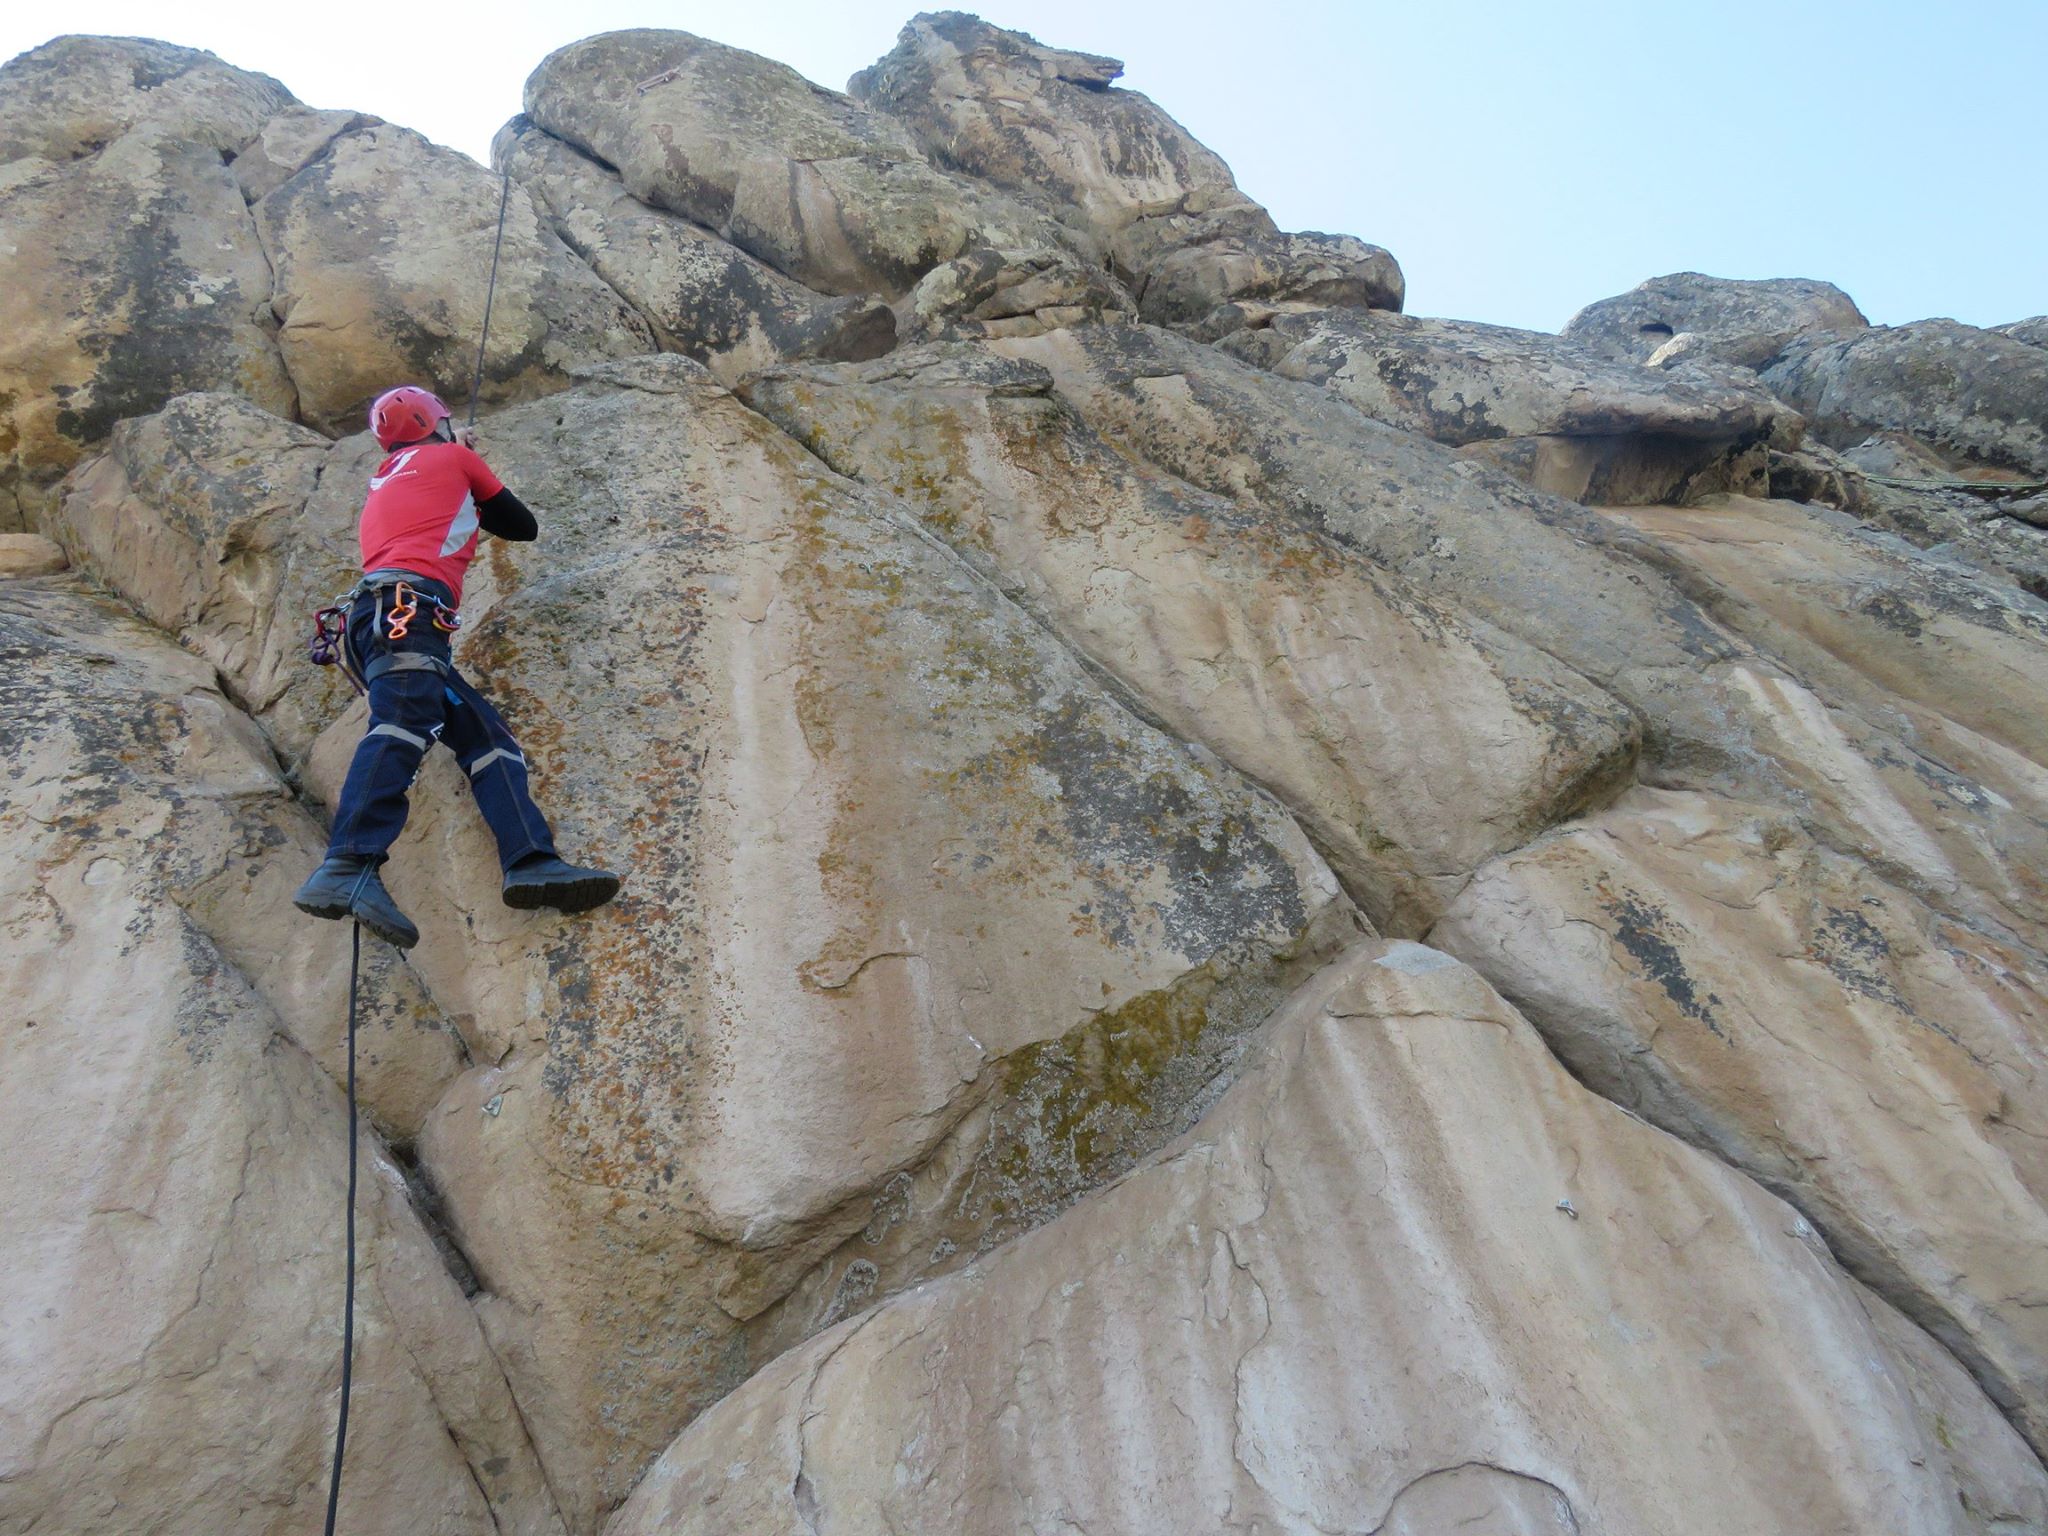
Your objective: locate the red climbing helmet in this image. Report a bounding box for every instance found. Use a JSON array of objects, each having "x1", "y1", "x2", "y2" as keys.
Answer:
[{"x1": 368, "y1": 386, "x2": 452, "y2": 450}]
